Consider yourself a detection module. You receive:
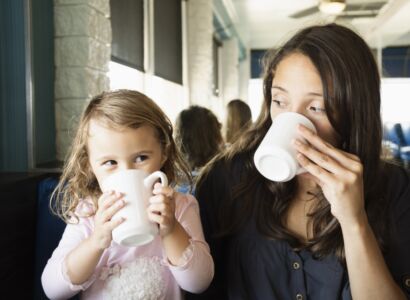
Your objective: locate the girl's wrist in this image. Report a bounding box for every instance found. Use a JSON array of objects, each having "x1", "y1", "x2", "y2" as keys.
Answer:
[
  {"x1": 161, "y1": 220, "x2": 179, "y2": 240},
  {"x1": 88, "y1": 234, "x2": 109, "y2": 252},
  {"x1": 161, "y1": 221, "x2": 191, "y2": 265}
]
